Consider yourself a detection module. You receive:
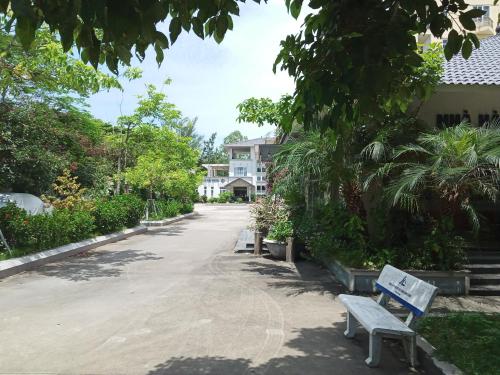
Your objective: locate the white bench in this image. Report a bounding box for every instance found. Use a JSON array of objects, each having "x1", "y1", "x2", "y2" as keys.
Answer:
[{"x1": 339, "y1": 265, "x2": 438, "y2": 368}]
